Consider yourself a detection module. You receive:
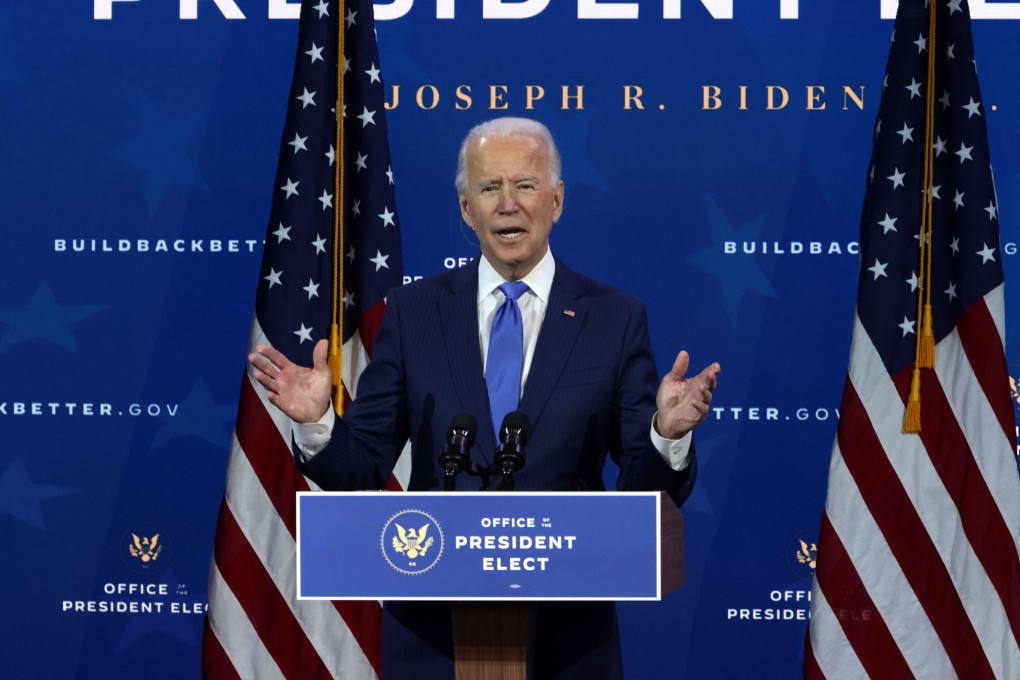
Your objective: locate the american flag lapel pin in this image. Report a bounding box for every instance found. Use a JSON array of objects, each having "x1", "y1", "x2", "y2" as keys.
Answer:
[{"x1": 563, "y1": 309, "x2": 575, "y2": 317}]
